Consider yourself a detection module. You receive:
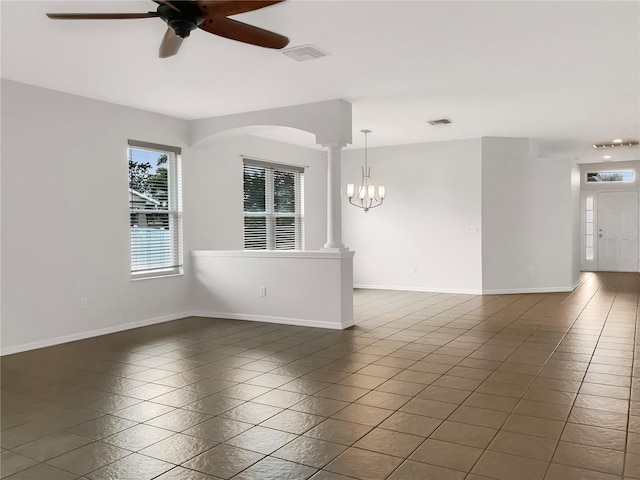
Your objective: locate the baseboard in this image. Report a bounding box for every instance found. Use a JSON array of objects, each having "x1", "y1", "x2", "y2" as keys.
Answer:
[
  {"x1": 354, "y1": 284, "x2": 483, "y2": 295},
  {"x1": 2, "y1": 309, "x2": 351, "y2": 356},
  {"x1": 355, "y1": 280, "x2": 581, "y2": 296},
  {"x1": 189, "y1": 311, "x2": 347, "y2": 330},
  {"x1": 0, "y1": 312, "x2": 189, "y2": 356},
  {"x1": 4, "y1": 277, "x2": 577, "y2": 355},
  {"x1": 481, "y1": 279, "x2": 580, "y2": 295}
]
